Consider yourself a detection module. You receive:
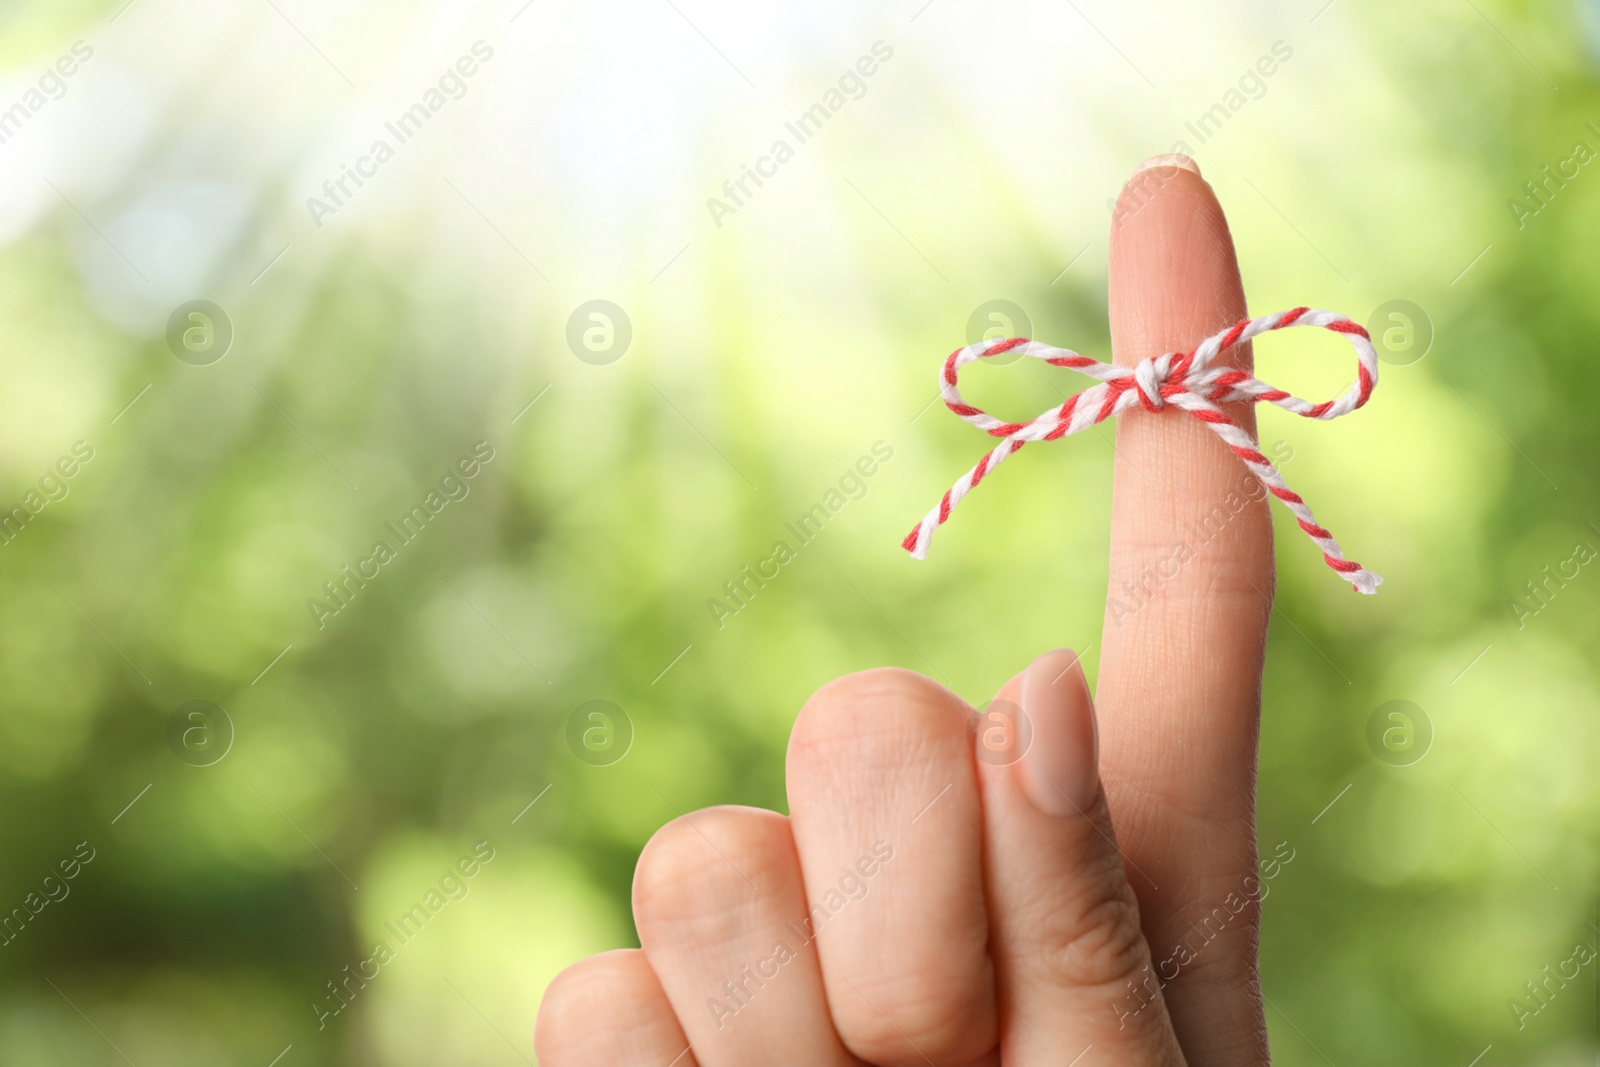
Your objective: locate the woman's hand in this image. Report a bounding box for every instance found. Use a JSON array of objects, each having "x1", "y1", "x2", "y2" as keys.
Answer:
[{"x1": 535, "y1": 155, "x2": 1277, "y2": 1067}]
